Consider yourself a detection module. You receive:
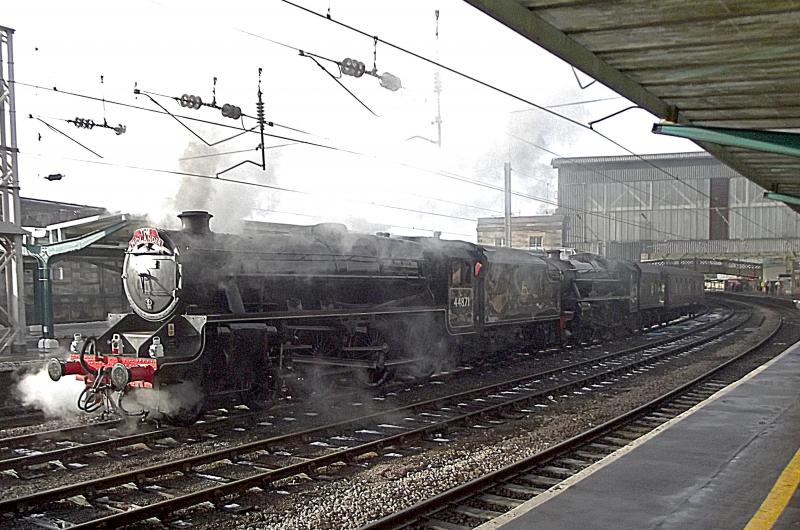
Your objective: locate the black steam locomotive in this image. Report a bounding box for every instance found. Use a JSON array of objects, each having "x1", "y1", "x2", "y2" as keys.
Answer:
[{"x1": 48, "y1": 211, "x2": 704, "y2": 422}]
